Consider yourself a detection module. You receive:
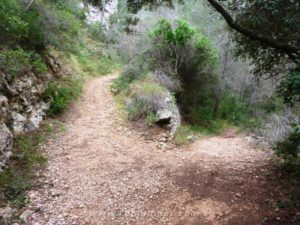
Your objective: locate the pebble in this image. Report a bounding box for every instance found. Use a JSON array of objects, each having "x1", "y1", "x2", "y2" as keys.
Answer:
[{"x1": 20, "y1": 209, "x2": 34, "y2": 223}]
